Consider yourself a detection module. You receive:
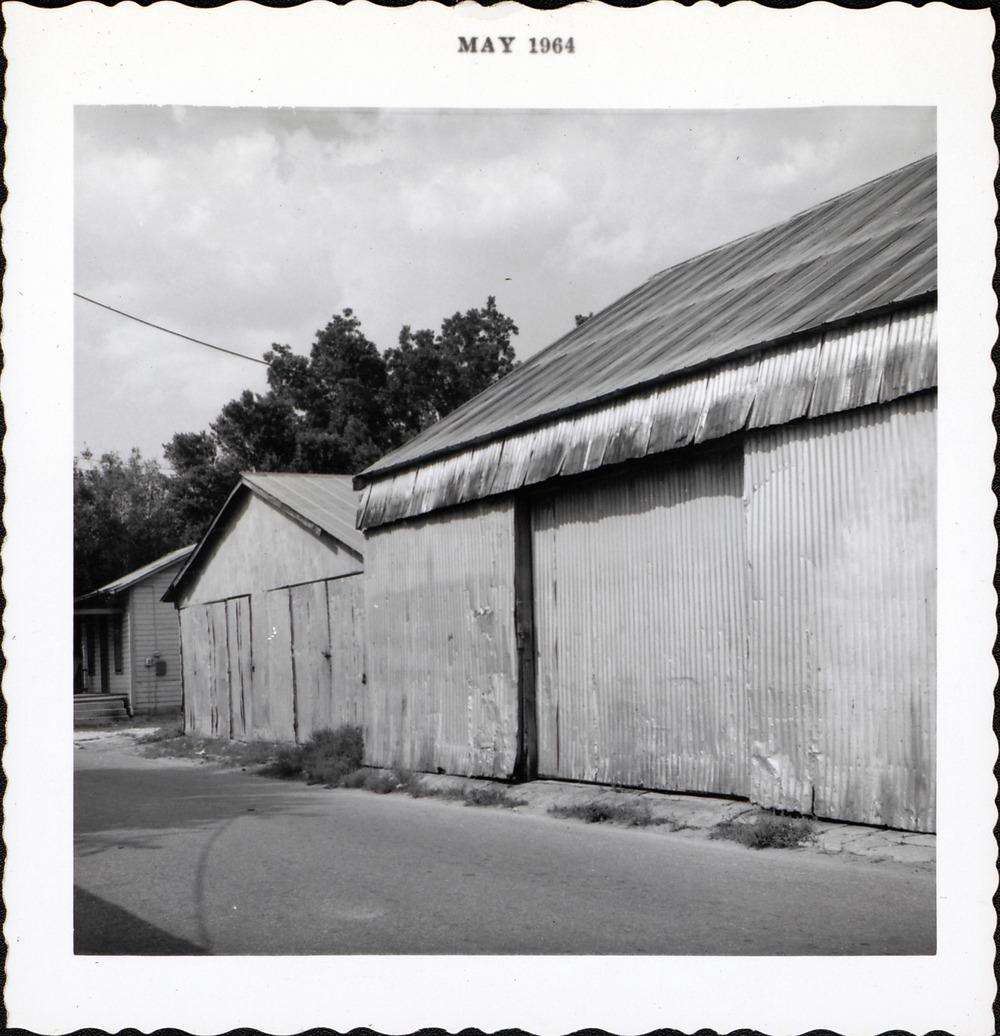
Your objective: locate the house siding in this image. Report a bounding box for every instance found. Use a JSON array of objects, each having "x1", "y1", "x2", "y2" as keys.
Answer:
[{"x1": 128, "y1": 567, "x2": 184, "y2": 713}]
